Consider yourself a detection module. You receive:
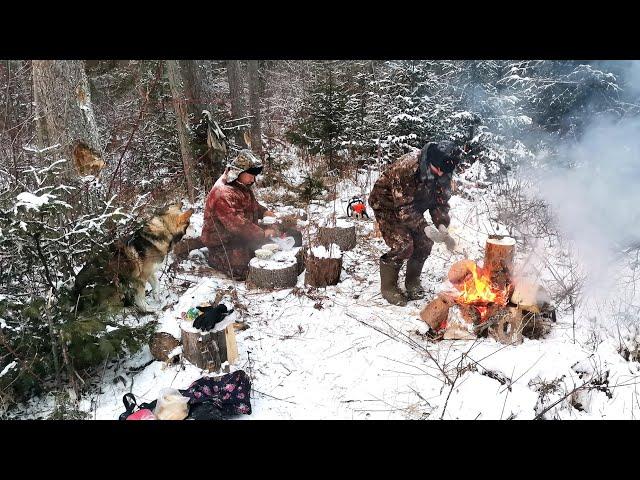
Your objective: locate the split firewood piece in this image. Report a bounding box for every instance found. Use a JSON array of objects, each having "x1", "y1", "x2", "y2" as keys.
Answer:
[
  {"x1": 482, "y1": 235, "x2": 516, "y2": 290},
  {"x1": 419, "y1": 293, "x2": 455, "y2": 331},
  {"x1": 150, "y1": 332, "x2": 181, "y2": 364},
  {"x1": 448, "y1": 259, "x2": 477, "y2": 289},
  {"x1": 442, "y1": 307, "x2": 476, "y2": 340},
  {"x1": 487, "y1": 306, "x2": 523, "y2": 345}
]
